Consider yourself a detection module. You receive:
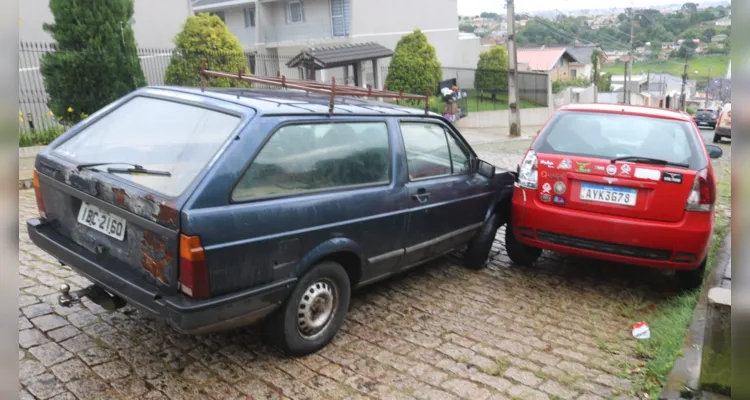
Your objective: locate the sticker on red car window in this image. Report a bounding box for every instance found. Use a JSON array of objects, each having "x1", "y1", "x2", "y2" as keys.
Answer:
[
  {"x1": 606, "y1": 164, "x2": 617, "y2": 175},
  {"x1": 543, "y1": 171, "x2": 566, "y2": 180},
  {"x1": 619, "y1": 164, "x2": 632, "y2": 176},
  {"x1": 553, "y1": 181, "x2": 566, "y2": 194},
  {"x1": 540, "y1": 160, "x2": 554, "y2": 168},
  {"x1": 541, "y1": 193, "x2": 551, "y2": 202},
  {"x1": 558, "y1": 159, "x2": 572, "y2": 169},
  {"x1": 552, "y1": 195, "x2": 566, "y2": 206},
  {"x1": 575, "y1": 161, "x2": 591, "y2": 173},
  {"x1": 634, "y1": 168, "x2": 661, "y2": 181},
  {"x1": 542, "y1": 182, "x2": 552, "y2": 194},
  {"x1": 595, "y1": 165, "x2": 605, "y2": 171}
]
